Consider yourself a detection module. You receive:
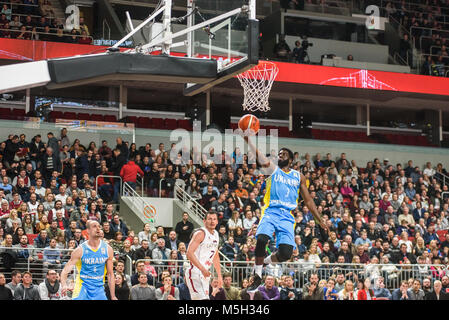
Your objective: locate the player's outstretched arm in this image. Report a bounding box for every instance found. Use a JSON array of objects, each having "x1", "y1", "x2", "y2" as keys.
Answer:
[
  {"x1": 186, "y1": 230, "x2": 210, "y2": 277},
  {"x1": 299, "y1": 175, "x2": 328, "y2": 232},
  {"x1": 243, "y1": 135, "x2": 276, "y2": 171},
  {"x1": 106, "y1": 245, "x2": 117, "y2": 300},
  {"x1": 60, "y1": 246, "x2": 82, "y2": 296},
  {"x1": 213, "y1": 251, "x2": 222, "y2": 288}
]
